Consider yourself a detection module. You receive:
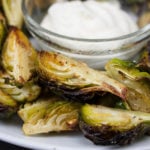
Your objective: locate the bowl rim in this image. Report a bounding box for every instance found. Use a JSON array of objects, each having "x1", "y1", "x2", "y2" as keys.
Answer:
[{"x1": 22, "y1": 0, "x2": 150, "y2": 42}]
